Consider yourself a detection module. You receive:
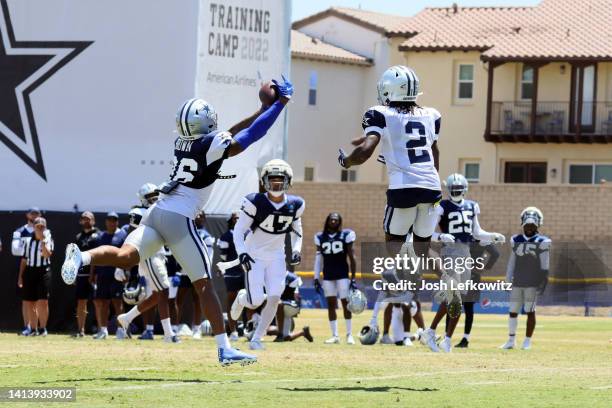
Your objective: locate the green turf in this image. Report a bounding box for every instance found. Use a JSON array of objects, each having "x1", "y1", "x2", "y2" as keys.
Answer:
[{"x1": 0, "y1": 310, "x2": 610, "y2": 407}]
